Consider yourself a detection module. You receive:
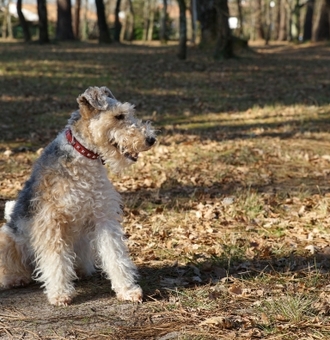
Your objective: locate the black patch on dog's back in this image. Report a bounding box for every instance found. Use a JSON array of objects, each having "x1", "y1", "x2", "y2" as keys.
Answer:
[{"x1": 7, "y1": 137, "x2": 69, "y2": 234}]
